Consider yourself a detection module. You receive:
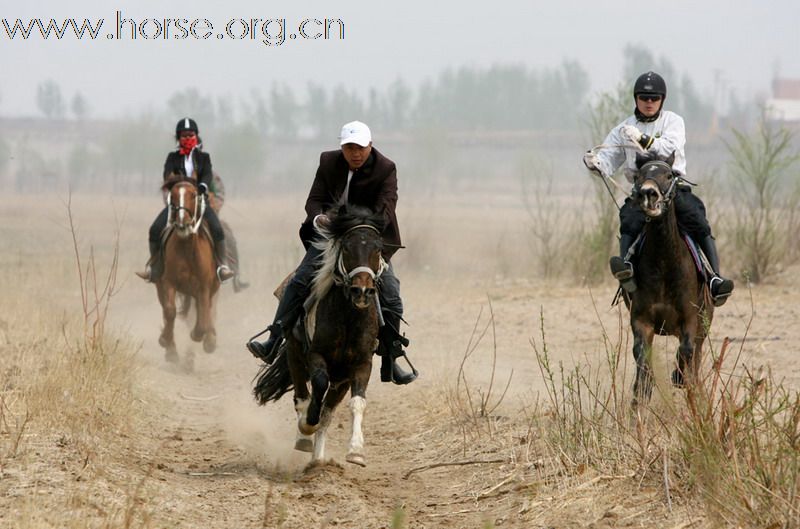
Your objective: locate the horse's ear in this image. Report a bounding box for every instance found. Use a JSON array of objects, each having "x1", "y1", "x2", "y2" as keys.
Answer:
[
  {"x1": 635, "y1": 152, "x2": 650, "y2": 169},
  {"x1": 665, "y1": 151, "x2": 676, "y2": 168}
]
